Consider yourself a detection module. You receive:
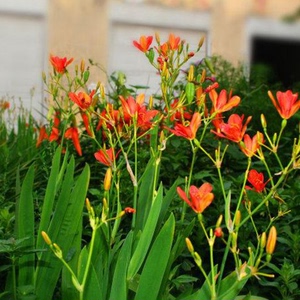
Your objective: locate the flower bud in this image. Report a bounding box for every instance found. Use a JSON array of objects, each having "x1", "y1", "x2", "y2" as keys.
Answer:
[
  {"x1": 124, "y1": 207, "x2": 136, "y2": 214},
  {"x1": 200, "y1": 69, "x2": 206, "y2": 83},
  {"x1": 204, "y1": 58, "x2": 215, "y2": 74},
  {"x1": 185, "y1": 237, "x2": 194, "y2": 253},
  {"x1": 260, "y1": 232, "x2": 266, "y2": 249},
  {"x1": 155, "y1": 32, "x2": 160, "y2": 44},
  {"x1": 194, "y1": 251, "x2": 202, "y2": 268},
  {"x1": 41, "y1": 231, "x2": 52, "y2": 245},
  {"x1": 266, "y1": 226, "x2": 277, "y2": 255},
  {"x1": 85, "y1": 198, "x2": 92, "y2": 212},
  {"x1": 234, "y1": 210, "x2": 241, "y2": 228},
  {"x1": 231, "y1": 232, "x2": 237, "y2": 253},
  {"x1": 198, "y1": 36, "x2": 205, "y2": 50},
  {"x1": 260, "y1": 114, "x2": 267, "y2": 129},
  {"x1": 104, "y1": 167, "x2": 112, "y2": 191},
  {"x1": 216, "y1": 214, "x2": 223, "y2": 228},
  {"x1": 53, "y1": 243, "x2": 63, "y2": 259},
  {"x1": 187, "y1": 65, "x2": 194, "y2": 82},
  {"x1": 148, "y1": 95, "x2": 153, "y2": 109},
  {"x1": 118, "y1": 211, "x2": 126, "y2": 218},
  {"x1": 214, "y1": 227, "x2": 223, "y2": 238},
  {"x1": 80, "y1": 59, "x2": 85, "y2": 73},
  {"x1": 281, "y1": 118, "x2": 287, "y2": 130}
]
